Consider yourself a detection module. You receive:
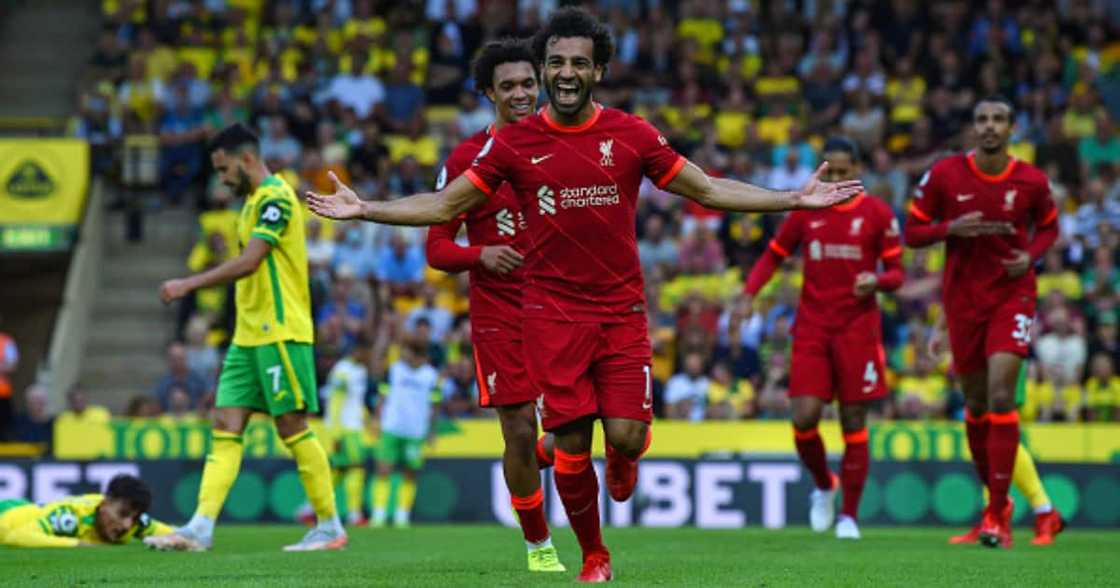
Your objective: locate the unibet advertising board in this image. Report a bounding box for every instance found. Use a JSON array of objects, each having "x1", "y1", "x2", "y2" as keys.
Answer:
[{"x1": 2, "y1": 459, "x2": 1116, "y2": 529}]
